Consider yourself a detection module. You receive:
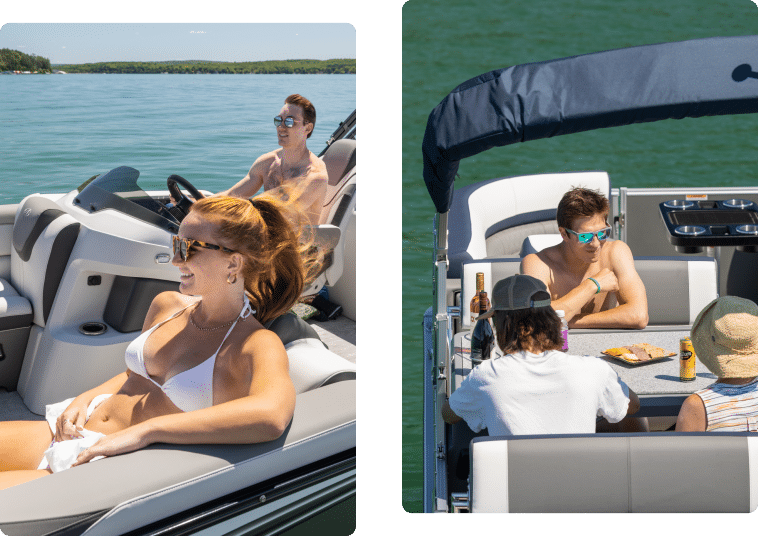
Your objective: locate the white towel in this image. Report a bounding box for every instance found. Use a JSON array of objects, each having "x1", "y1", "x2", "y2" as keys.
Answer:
[{"x1": 38, "y1": 394, "x2": 111, "y2": 472}]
